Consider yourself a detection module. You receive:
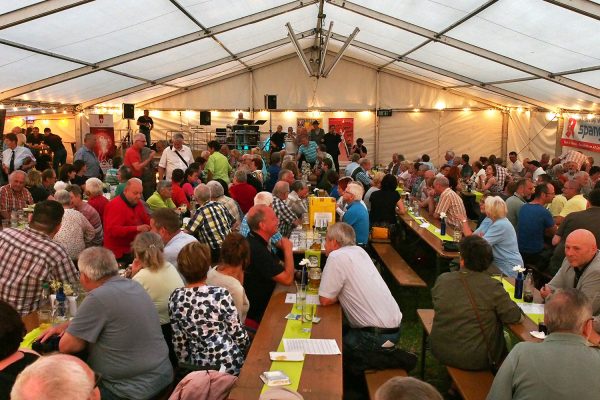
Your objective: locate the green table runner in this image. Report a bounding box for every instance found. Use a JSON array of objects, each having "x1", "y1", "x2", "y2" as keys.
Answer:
[
  {"x1": 407, "y1": 211, "x2": 454, "y2": 241},
  {"x1": 492, "y1": 276, "x2": 544, "y2": 323},
  {"x1": 472, "y1": 190, "x2": 484, "y2": 203},
  {"x1": 261, "y1": 303, "x2": 314, "y2": 393}
]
